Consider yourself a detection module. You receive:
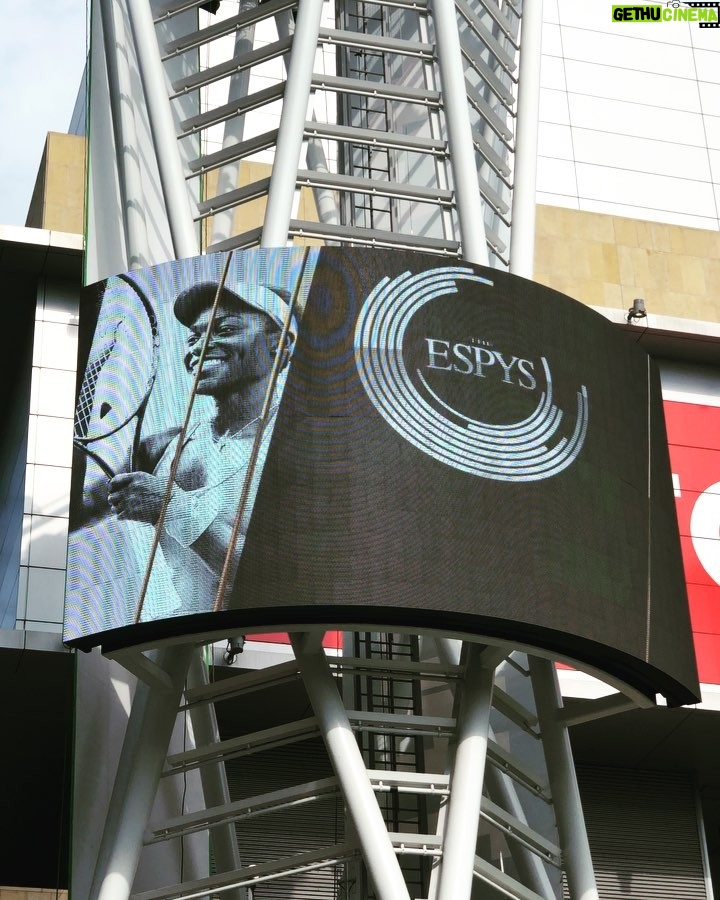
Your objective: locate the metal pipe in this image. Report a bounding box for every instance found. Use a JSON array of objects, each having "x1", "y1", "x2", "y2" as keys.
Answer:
[
  {"x1": 434, "y1": 638, "x2": 555, "y2": 899},
  {"x1": 261, "y1": 0, "x2": 326, "y2": 247},
  {"x1": 430, "y1": 0, "x2": 489, "y2": 266},
  {"x1": 436, "y1": 643, "x2": 495, "y2": 900},
  {"x1": 210, "y1": 15, "x2": 256, "y2": 247},
  {"x1": 529, "y1": 656, "x2": 600, "y2": 900},
  {"x1": 91, "y1": 644, "x2": 195, "y2": 900},
  {"x1": 291, "y1": 634, "x2": 412, "y2": 900},
  {"x1": 126, "y1": 0, "x2": 199, "y2": 259},
  {"x1": 98, "y1": 0, "x2": 148, "y2": 270},
  {"x1": 272, "y1": 8, "x2": 339, "y2": 229},
  {"x1": 484, "y1": 766, "x2": 556, "y2": 899},
  {"x1": 186, "y1": 651, "x2": 245, "y2": 900},
  {"x1": 426, "y1": 636, "x2": 460, "y2": 900},
  {"x1": 509, "y1": 0, "x2": 544, "y2": 278}
]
